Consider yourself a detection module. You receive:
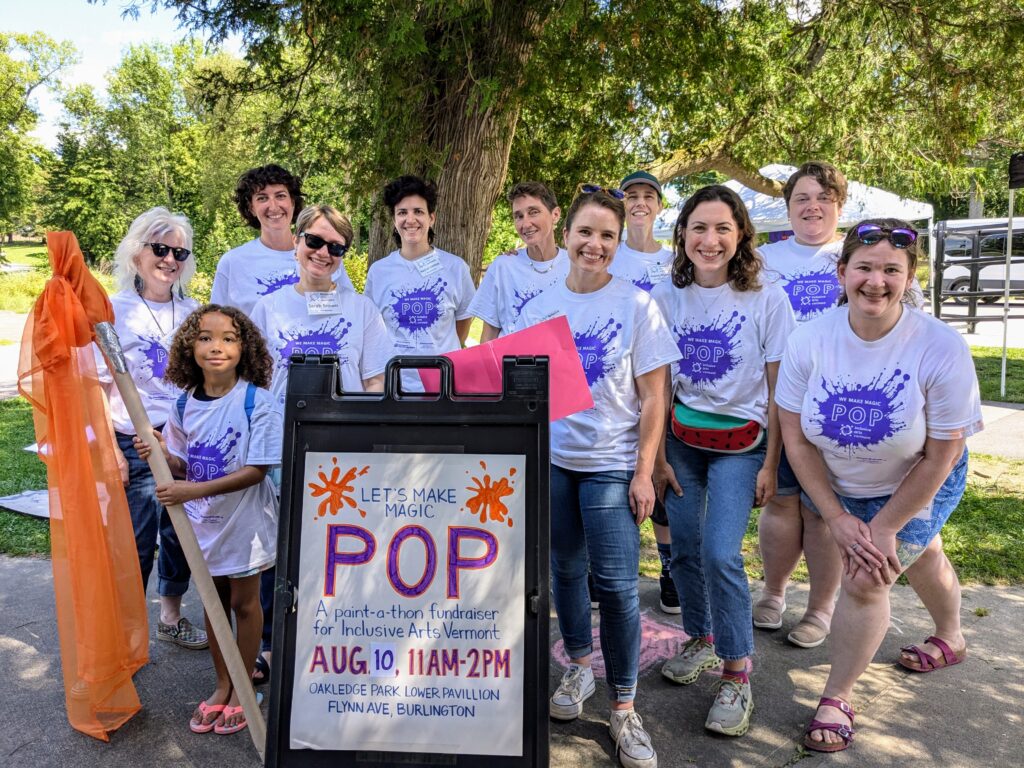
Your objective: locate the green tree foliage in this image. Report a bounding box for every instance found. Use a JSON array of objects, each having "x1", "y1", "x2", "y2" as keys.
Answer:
[
  {"x1": 0, "y1": 32, "x2": 75, "y2": 237},
  {"x1": 139, "y1": 0, "x2": 1024, "y2": 272}
]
